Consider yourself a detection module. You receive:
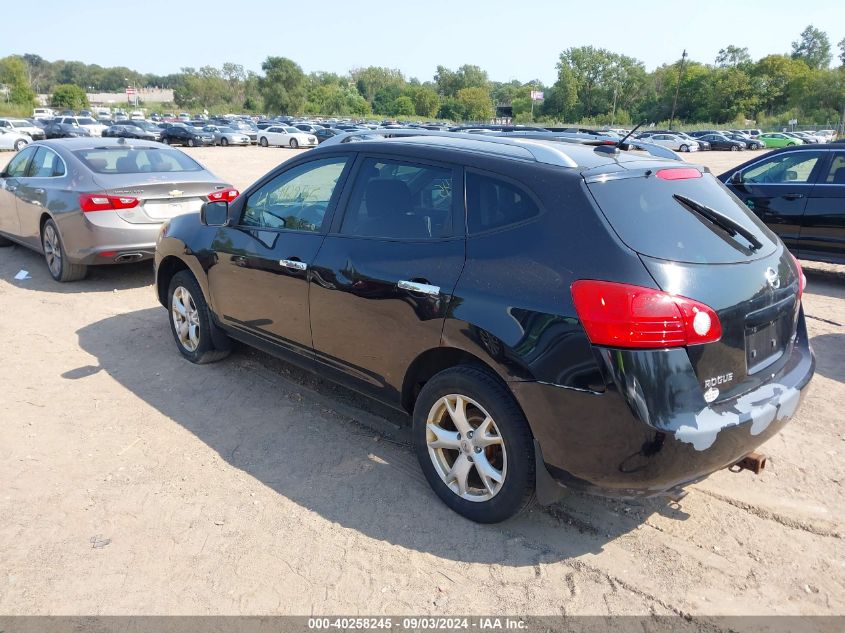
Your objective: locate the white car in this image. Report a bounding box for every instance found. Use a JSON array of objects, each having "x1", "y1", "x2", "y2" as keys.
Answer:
[
  {"x1": 57, "y1": 116, "x2": 108, "y2": 137},
  {"x1": 641, "y1": 133, "x2": 699, "y2": 152},
  {"x1": 32, "y1": 107, "x2": 54, "y2": 119},
  {"x1": 0, "y1": 129, "x2": 30, "y2": 151},
  {"x1": 816, "y1": 129, "x2": 837, "y2": 142},
  {"x1": 0, "y1": 118, "x2": 46, "y2": 140},
  {"x1": 257, "y1": 125, "x2": 318, "y2": 149}
]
